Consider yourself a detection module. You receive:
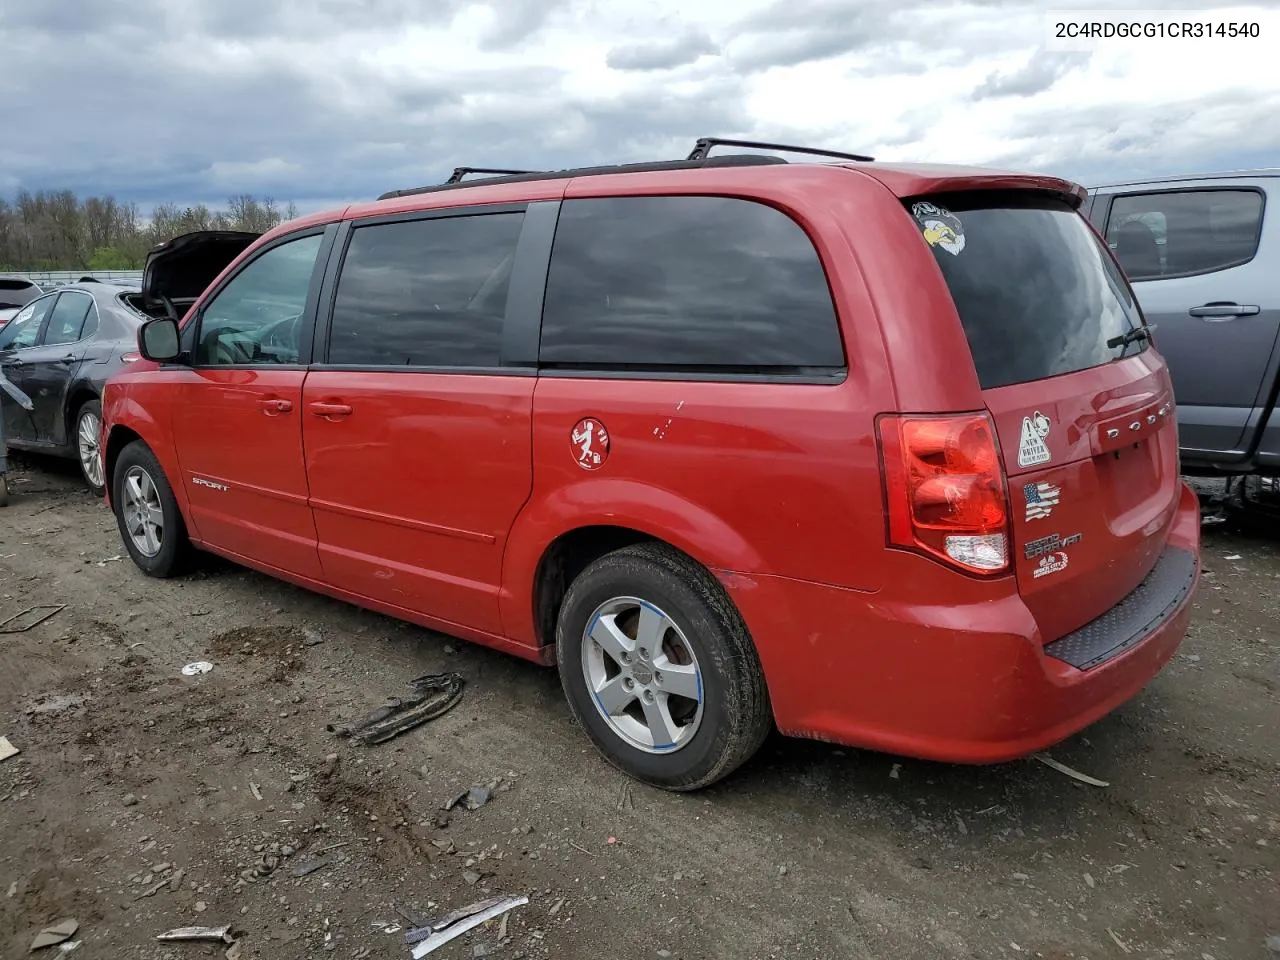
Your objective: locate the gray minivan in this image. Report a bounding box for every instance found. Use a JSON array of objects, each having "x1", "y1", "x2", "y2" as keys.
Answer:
[{"x1": 1086, "y1": 171, "x2": 1279, "y2": 476}]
